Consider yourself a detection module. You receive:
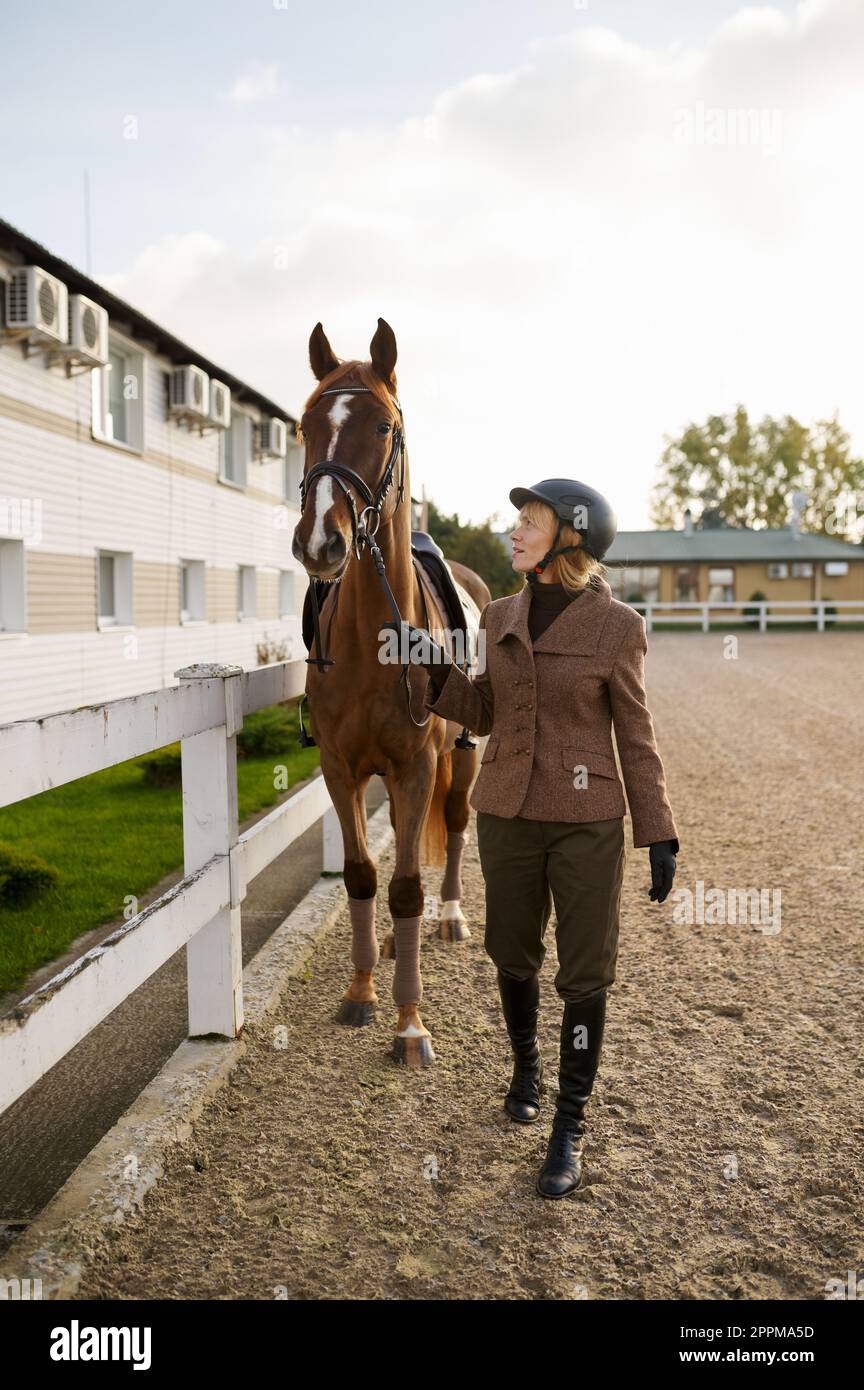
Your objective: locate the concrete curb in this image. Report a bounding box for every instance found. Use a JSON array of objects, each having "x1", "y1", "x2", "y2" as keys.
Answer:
[{"x1": 0, "y1": 802, "x2": 394, "y2": 1301}]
